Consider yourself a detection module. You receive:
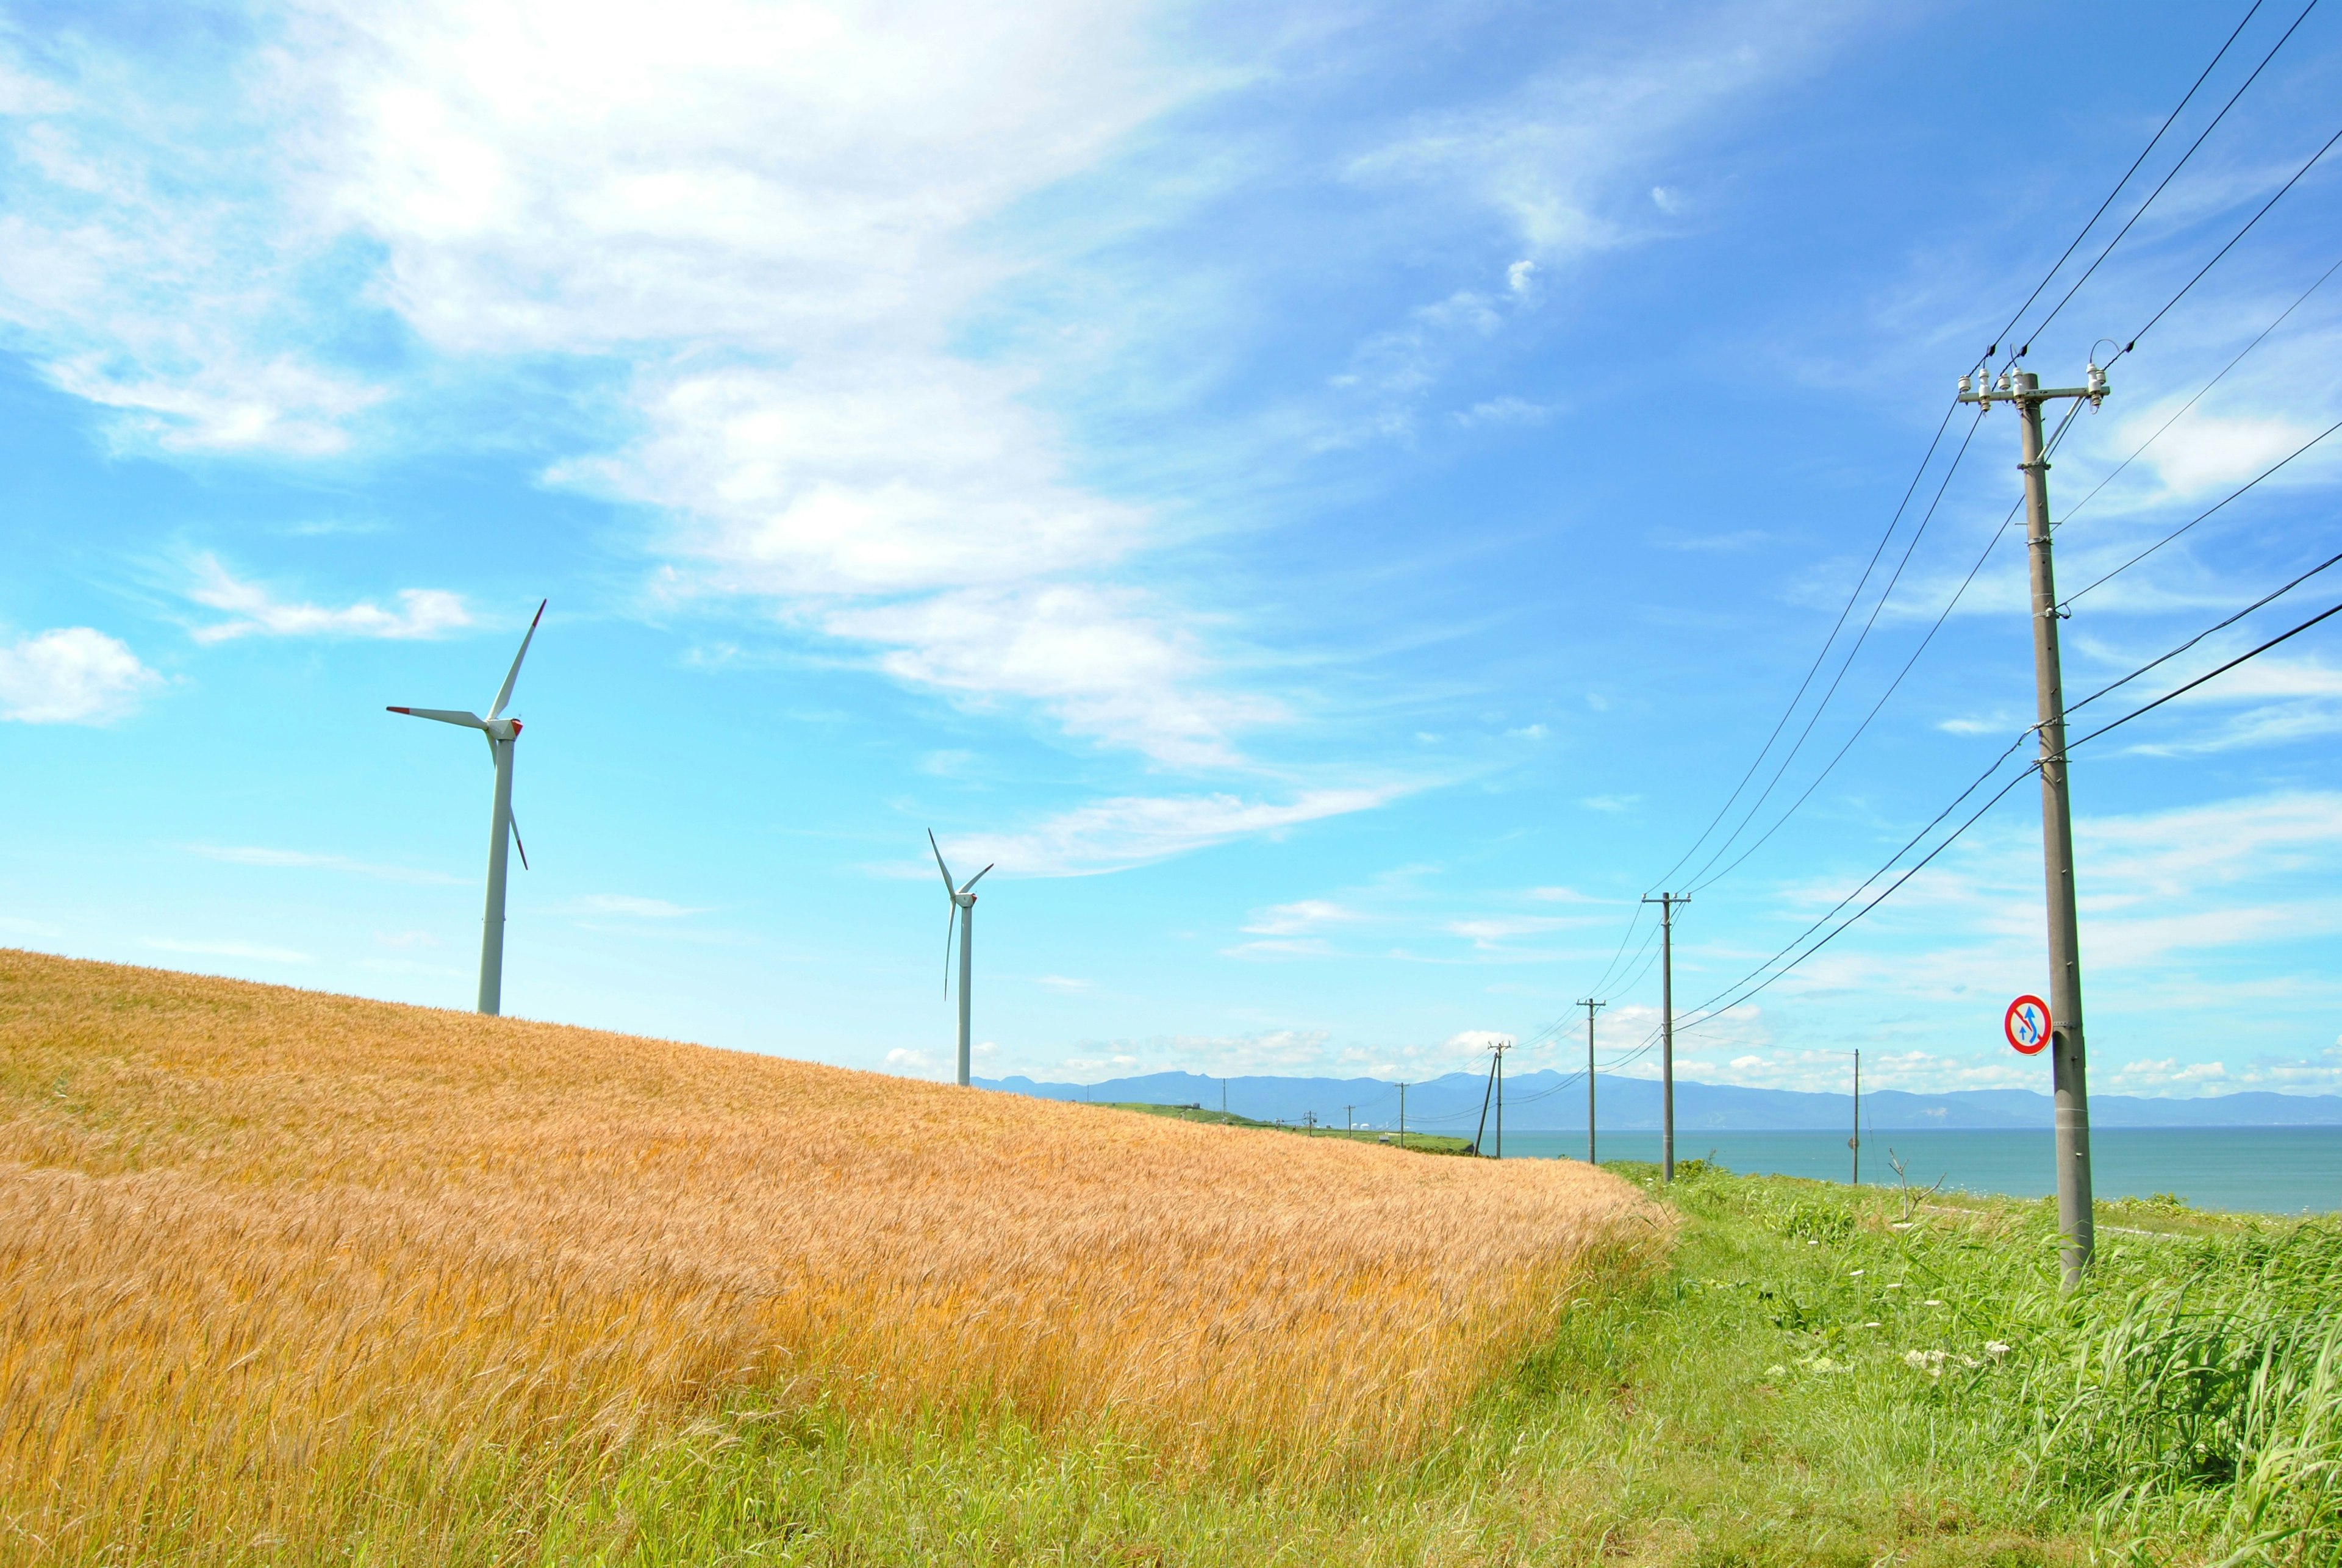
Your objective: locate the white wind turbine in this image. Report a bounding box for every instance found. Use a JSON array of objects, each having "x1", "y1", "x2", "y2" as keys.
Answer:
[
  {"x1": 928, "y1": 829, "x2": 994, "y2": 1086},
  {"x1": 387, "y1": 600, "x2": 544, "y2": 1017}
]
